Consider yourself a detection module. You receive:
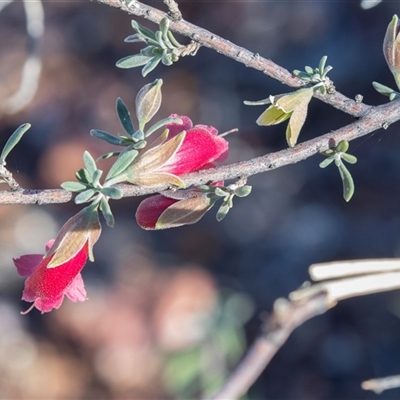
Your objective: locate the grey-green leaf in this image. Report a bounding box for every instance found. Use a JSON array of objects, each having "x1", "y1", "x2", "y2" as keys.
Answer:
[
  {"x1": 319, "y1": 157, "x2": 334, "y2": 168},
  {"x1": 61, "y1": 181, "x2": 87, "y2": 192},
  {"x1": 234, "y1": 185, "x2": 252, "y2": 197},
  {"x1": 341, "y1": 153, "x2": 358, "y2": 164},
  {"x1": 0, "y1": 123, "x2": 31, "y2": 162},
  {"x1": 131, "y1": 20, "x2": 156, "y2": 41},
  {"x1": 216, "y1": 203, "x2": 230, "y2": 222},
  {"x1": 75, "y1": 189, "x2": 96, "y2": 204},
  {"x1": 116, "y1": 54, "x2": 153, "y2": 69},
  {"x1": 100, "y1": 197, "x2": 115, "y2": 228},
  {"x1": 76, "y1": 168, "x2": 91, "y2": 184},
  {"x1": 90, "y1": 129, "x2": 123, "y2": 146},
  {"x1": 101, "y1": 187, "x2": 123, "y2": 199},
  {"x1": 83, "y1": 151, "x2": 97, "y2": 177},
  {"x1": 116, "y1": 98, "x2": 135, "y2": 136},
  {"x1": 215, "y1": 187, "x2": 228, "y2": 197},
  {"x1": 98, "y1": 151, "x2": 121, "y2": 160},
  {"x1": 142, "y1": 55, "x2": 162, "y2": 77},
  {"x1": 337, "y1": 161, "x2": 355, "y2": 202},
  {"x1": 105, "y1": 149, "x2": 138, "y2": 181},
  {"x1": 92, "y1": 169, "x2": 103, "y2": 188}
]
